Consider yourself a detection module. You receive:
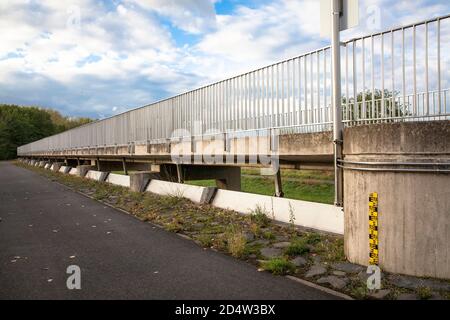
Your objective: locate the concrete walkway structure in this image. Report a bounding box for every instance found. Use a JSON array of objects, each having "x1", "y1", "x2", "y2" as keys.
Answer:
[{"x1": 15, "y1": 14, "x2": 450, "y2": 280}]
